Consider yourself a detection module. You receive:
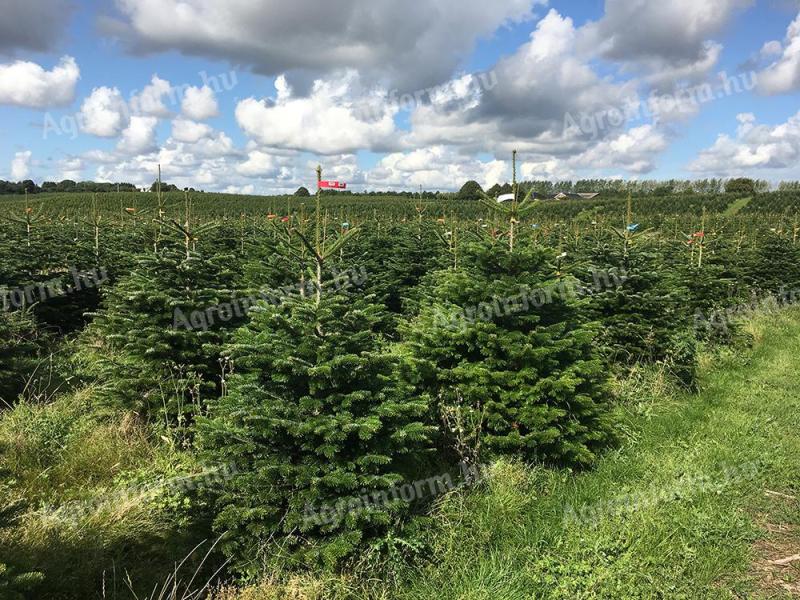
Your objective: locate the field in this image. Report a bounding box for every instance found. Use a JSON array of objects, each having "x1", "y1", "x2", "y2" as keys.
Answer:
[{"x1": 1, "y1": 189, "x2": 800, "y2": 599}]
